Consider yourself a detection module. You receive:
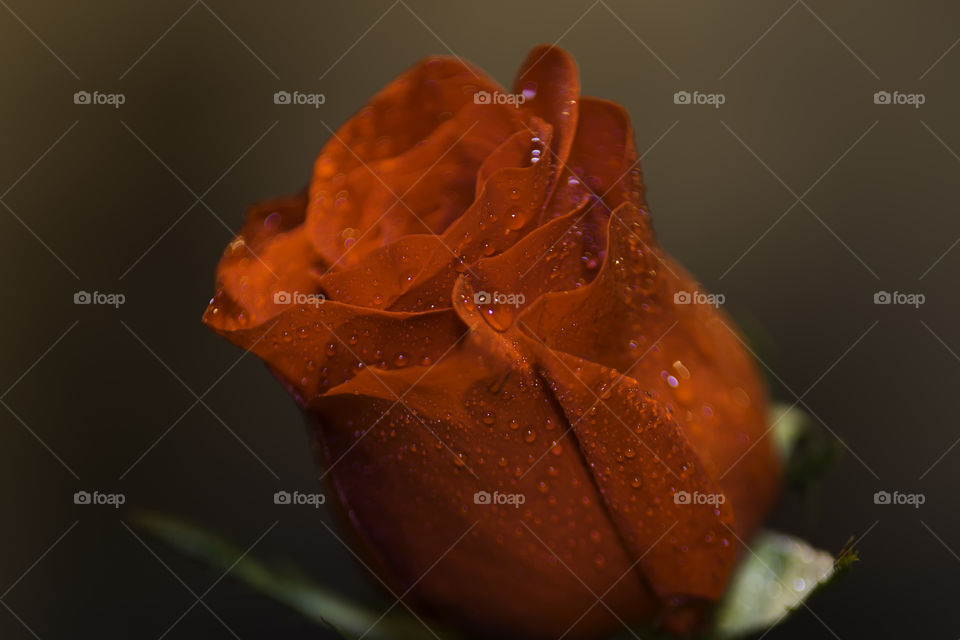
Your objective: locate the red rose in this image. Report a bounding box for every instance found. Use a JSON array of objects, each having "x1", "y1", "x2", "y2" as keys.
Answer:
[{"x1": 203, "y1": 45, "x2": 779, "y2": 639}]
